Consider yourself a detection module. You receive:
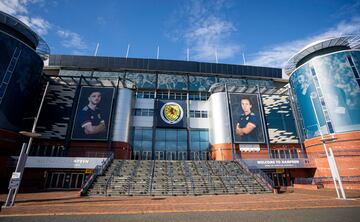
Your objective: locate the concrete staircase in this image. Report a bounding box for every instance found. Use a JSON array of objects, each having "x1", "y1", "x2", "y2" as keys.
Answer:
[{"x1": 87, "y1": 160, "x2": 272, "y2": 196}]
